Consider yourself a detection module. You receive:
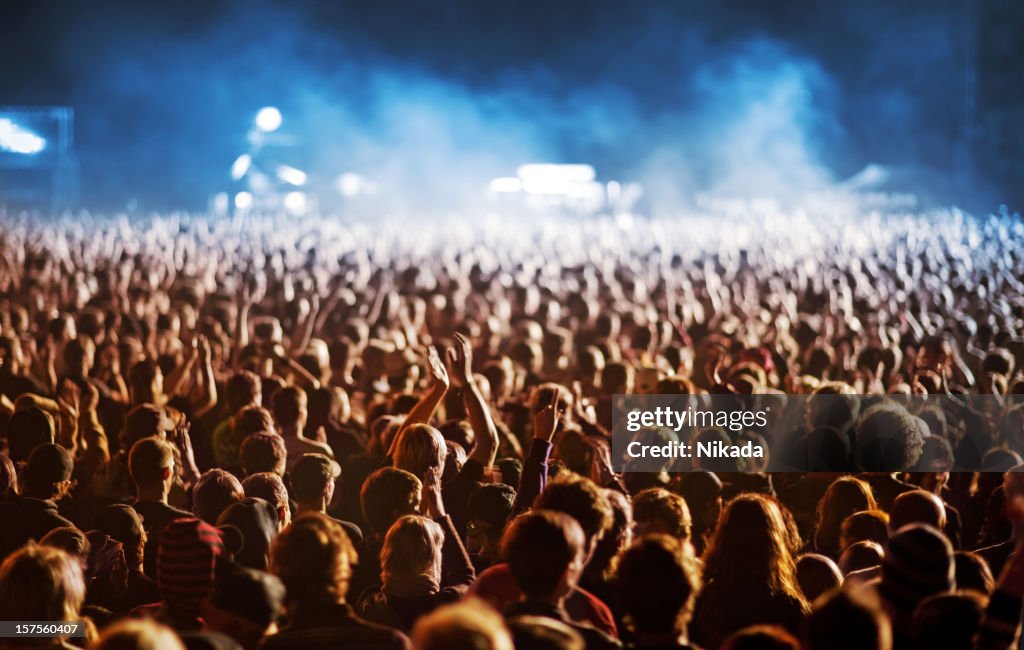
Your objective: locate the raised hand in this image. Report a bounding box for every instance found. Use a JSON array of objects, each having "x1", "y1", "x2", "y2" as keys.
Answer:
[
  {"x1": 533, "y1": 386, "x2": 561, "y2": 442},
  {"x1": 426, "y1": 345, "x2": 450, "y2": 391},
  {"x1": 421, "y1": 465, "x2": 446, "y2": 517},
  {"x1": 445, "y1": 332, "x2": 474, "y2": 388}
]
